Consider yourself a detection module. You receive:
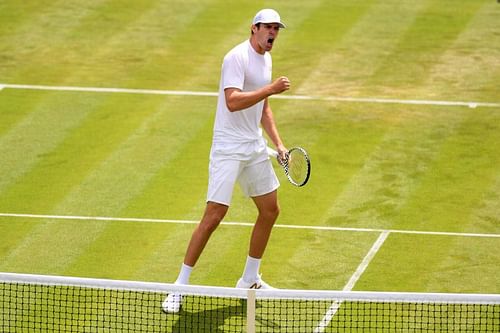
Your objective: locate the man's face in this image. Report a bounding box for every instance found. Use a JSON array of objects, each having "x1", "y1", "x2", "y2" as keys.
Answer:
[{"x1": 252, "y1": 23, "x2": 281, "y2": 53}]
